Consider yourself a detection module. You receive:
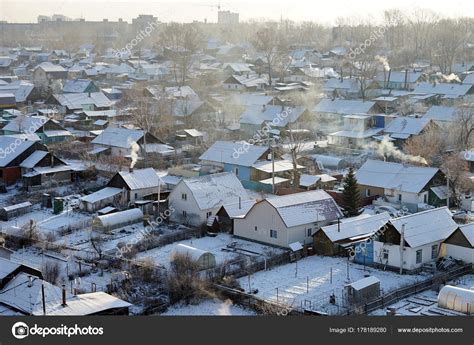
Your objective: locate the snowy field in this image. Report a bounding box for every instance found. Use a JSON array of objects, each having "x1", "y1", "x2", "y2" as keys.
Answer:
[
  {"x1": 370, "y1": 274, "x2": 474, "y2": 316},
  {"x1": 162, "y1": 299, "x2": 256, "y2": 316},
  {"x1": 135, "y1": 233, "x2": 285, "y2": 268},
  {"x1": 238, "y1": 255, "x2": 431, "y2": 313}
]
